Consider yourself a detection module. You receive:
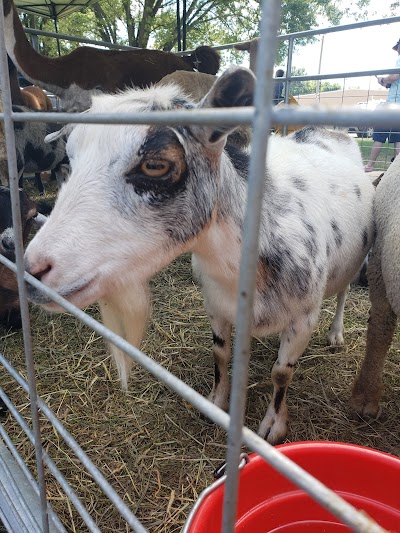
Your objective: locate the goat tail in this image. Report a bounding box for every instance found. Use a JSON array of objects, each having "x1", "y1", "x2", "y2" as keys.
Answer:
[{"x1": 186, "y1": 46, "x2": 220, "y2": 75}]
